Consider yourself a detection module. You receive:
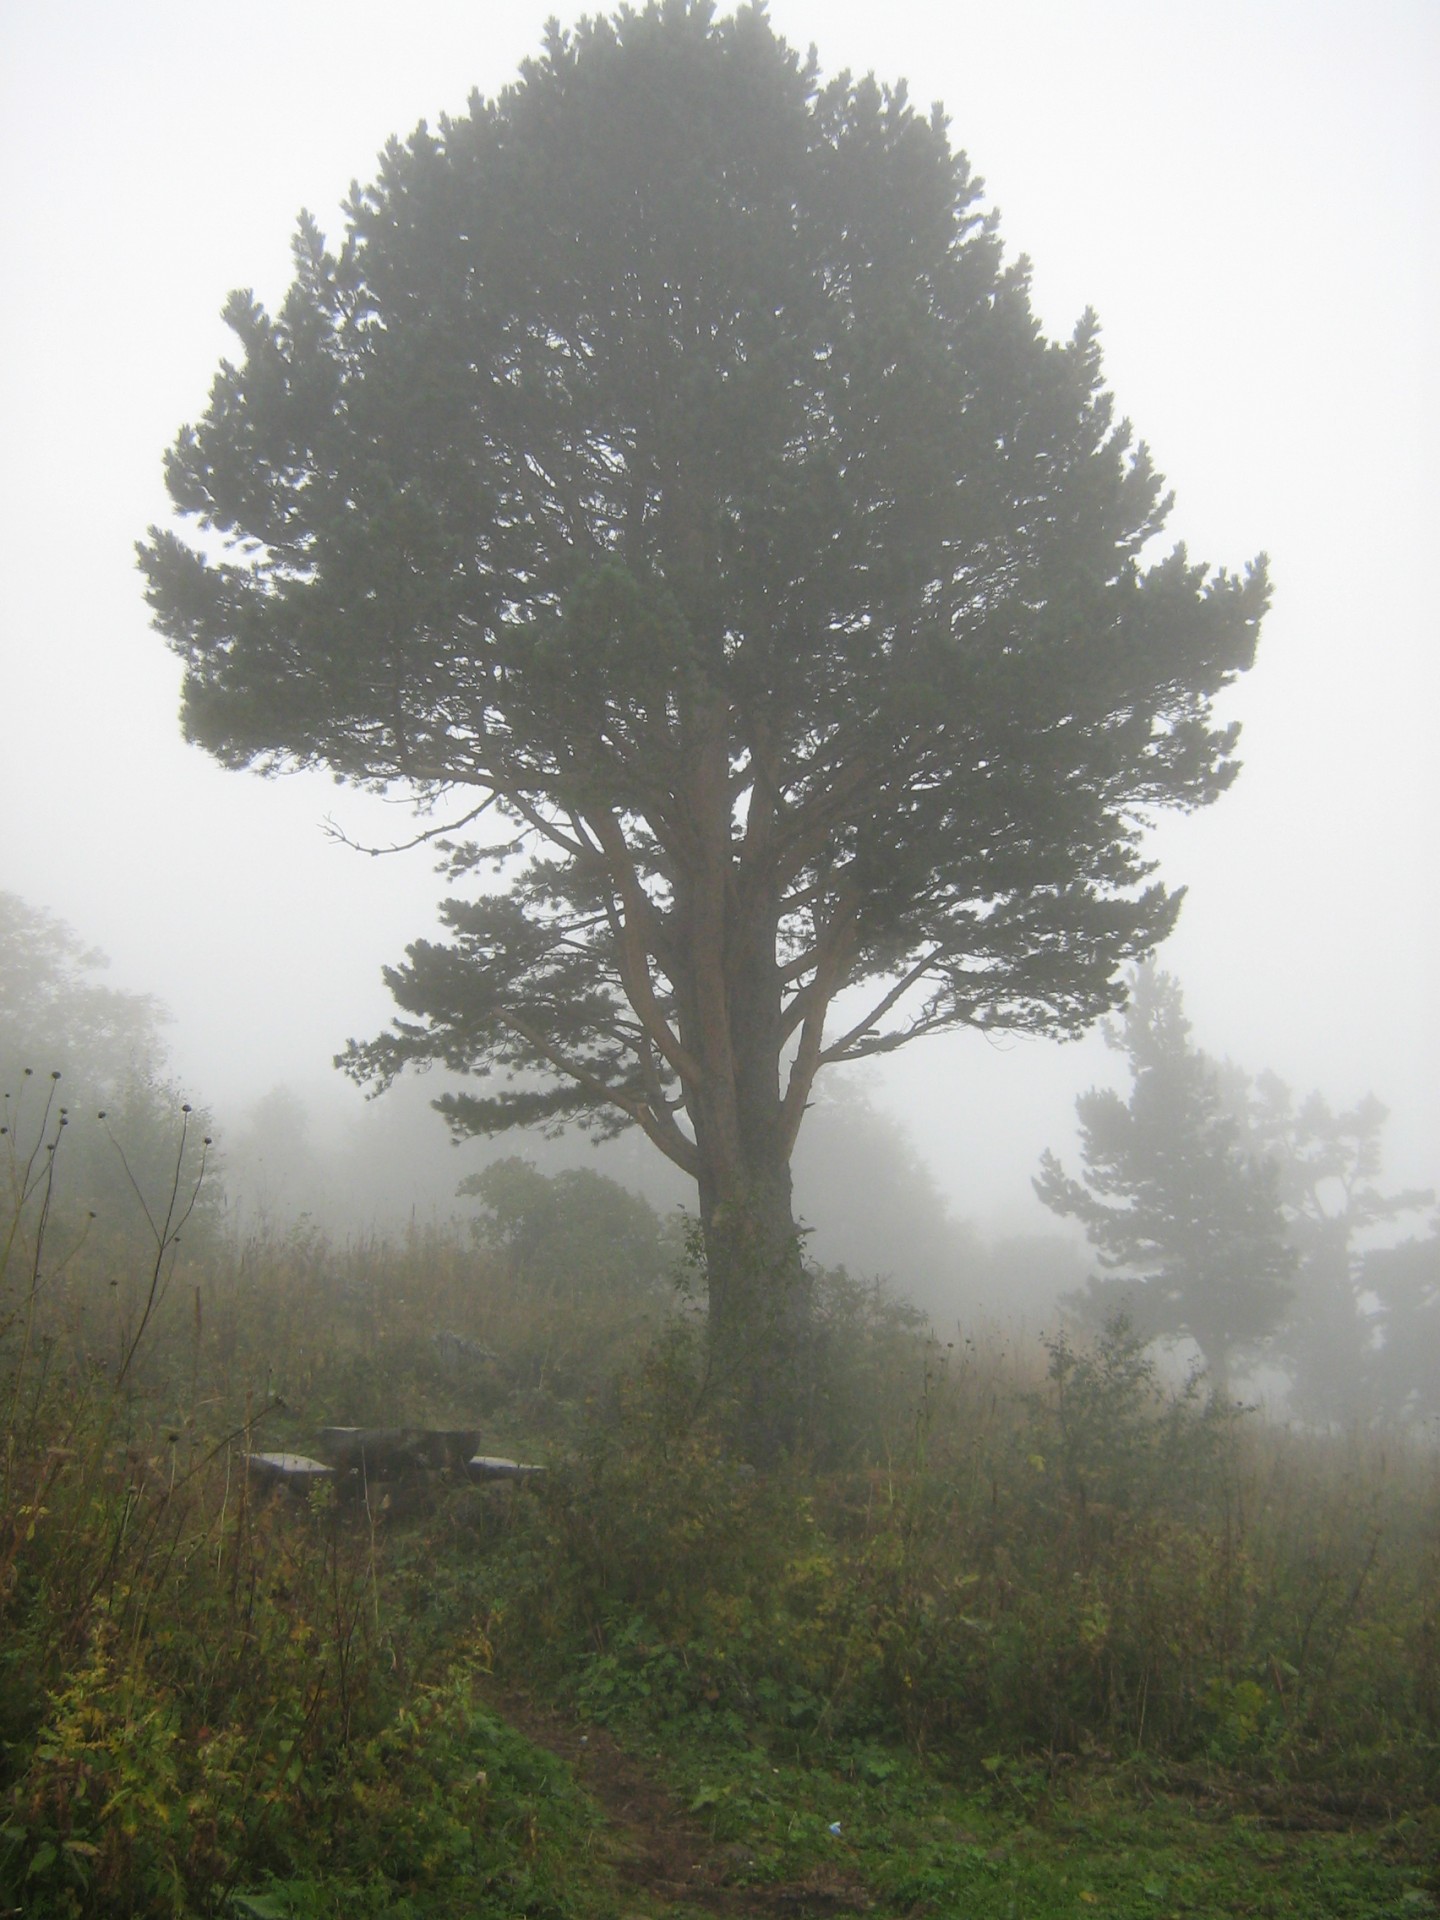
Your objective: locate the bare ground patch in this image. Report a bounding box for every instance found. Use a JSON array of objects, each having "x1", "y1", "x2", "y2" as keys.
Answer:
[{"x1": 483, "y1": 1683, "x2": 872, "y2": 1917}]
